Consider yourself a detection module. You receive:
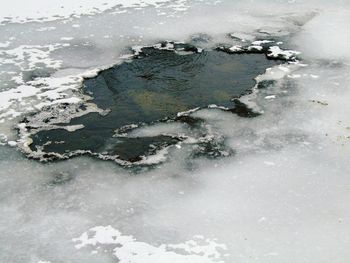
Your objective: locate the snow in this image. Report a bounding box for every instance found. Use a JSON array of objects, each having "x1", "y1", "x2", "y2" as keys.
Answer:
[
  {"x1": 229, "y1": 45, "x2": 243, "y2": 52},
  {"x1": 0, "y1": 0, "x2": 185, "y2": 24},
  {"x1": 267, "y1": 46, "x2": 301, "y2": 60},
  {"x1": 251, "y1": 40, "x2": 273, "y2": 45},
  {"x1": 7, "y1": 140, "x2": 17, "y2": 147},
  {"x1": 1, "y1": 0, "x2": 350, "y2": 262},
  {"x1": 73, "y1": 225, "x2": 227, "y2": 263},
  {"x1": 64, "y1": 124, "x2": 85, "y2": 132}
]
